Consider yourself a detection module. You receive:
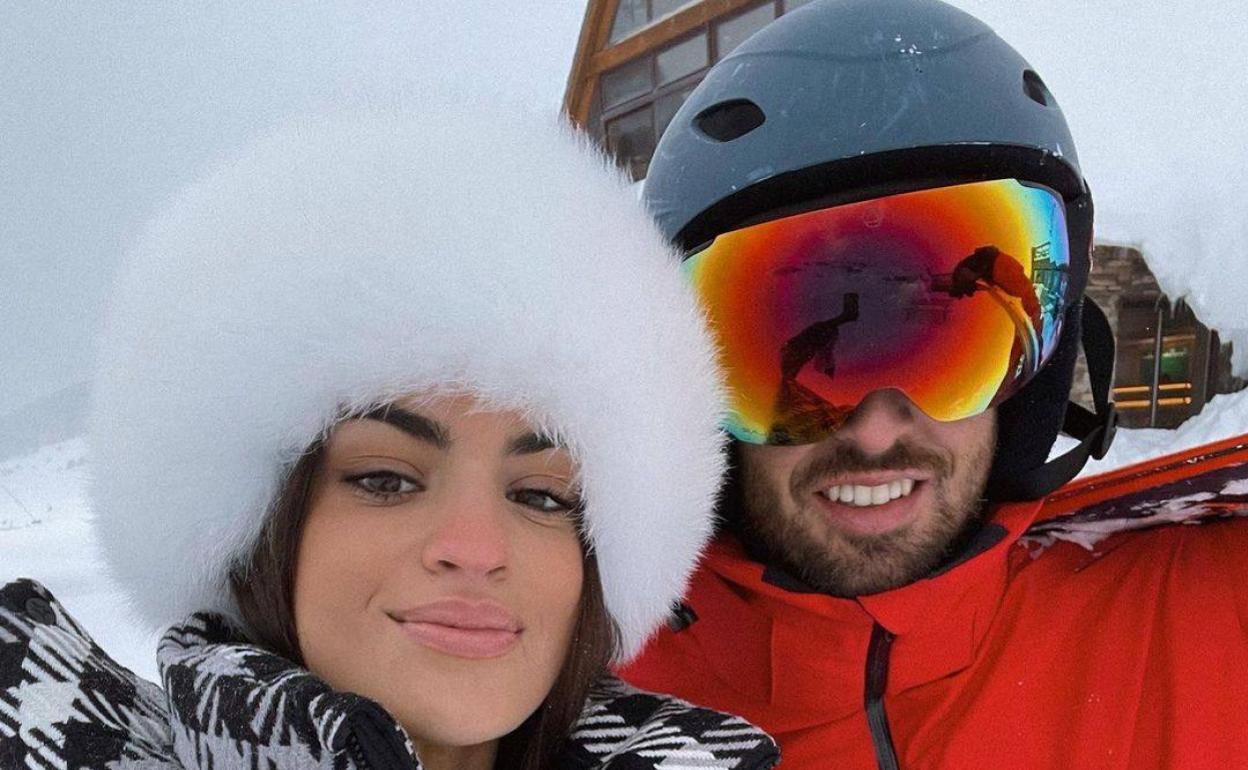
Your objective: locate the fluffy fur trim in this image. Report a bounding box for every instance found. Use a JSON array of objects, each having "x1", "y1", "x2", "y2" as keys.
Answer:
[{"x1": 89, "y1": 101, "x2": 726, "y2": 662}]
